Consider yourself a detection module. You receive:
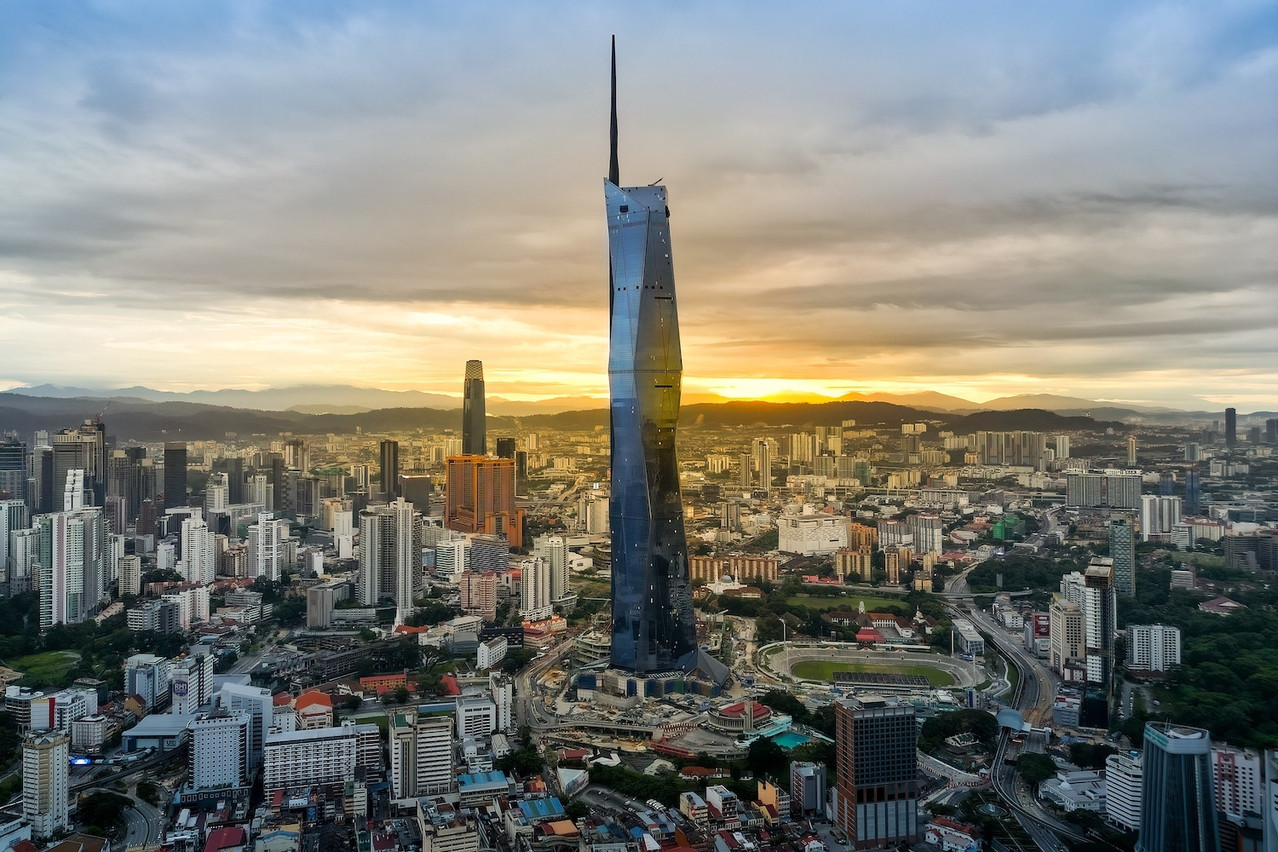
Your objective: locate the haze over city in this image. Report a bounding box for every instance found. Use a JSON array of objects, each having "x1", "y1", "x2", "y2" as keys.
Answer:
[{"x1": 1, "y1": 2, "x2": 1275, "y2": 409}]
